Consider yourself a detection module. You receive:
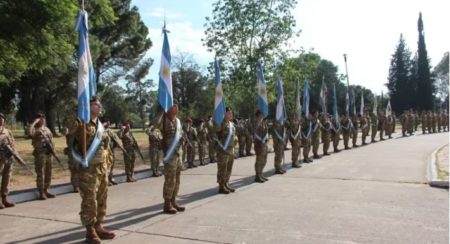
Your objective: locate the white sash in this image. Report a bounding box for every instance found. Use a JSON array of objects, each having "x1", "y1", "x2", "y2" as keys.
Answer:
[{"x1": 72, "y1": 120, "x2": 104, "y2": 168}]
